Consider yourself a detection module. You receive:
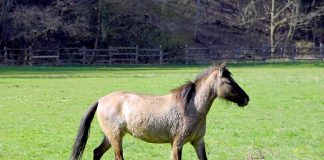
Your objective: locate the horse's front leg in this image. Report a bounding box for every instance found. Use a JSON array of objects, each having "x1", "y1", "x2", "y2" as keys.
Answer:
[
  {"x1": 171, "y1": 140, "x2": 183, "y2": 160},
  {"x1": 191, "y1": 138, "x2": 207, "y2": 160}
]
